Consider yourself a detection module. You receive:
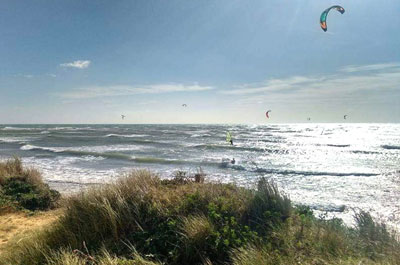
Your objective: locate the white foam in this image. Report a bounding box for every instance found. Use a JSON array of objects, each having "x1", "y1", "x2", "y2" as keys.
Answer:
[
  {"x1": 20, "y1": 144, "x2": 60, "y2": 152},
  {"x1": 0, "y1": 137, "x2": 31, "y2": 143},
  {"x1": 105, "y1": 133, "x2": 148, "y2": 138}
]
